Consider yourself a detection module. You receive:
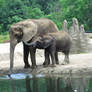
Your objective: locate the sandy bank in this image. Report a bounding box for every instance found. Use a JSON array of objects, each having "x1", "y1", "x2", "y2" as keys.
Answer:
[{"x1": 0, "y1": 41, "x2": 92, "y2": 76}]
